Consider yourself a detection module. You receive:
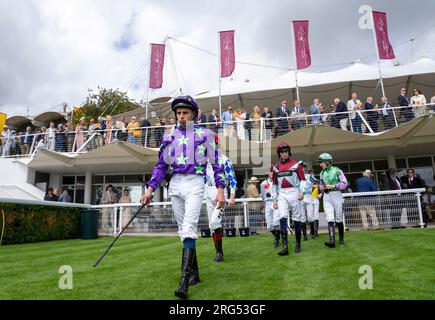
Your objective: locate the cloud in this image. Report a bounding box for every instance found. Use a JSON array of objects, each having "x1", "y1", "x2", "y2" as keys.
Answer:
[{"x1": 0, "y1": 0, "x2": 434, "y2": 118}]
